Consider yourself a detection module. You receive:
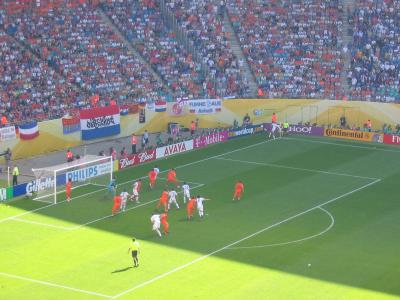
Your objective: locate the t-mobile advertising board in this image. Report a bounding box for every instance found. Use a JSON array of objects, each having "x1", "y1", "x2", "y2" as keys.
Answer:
[
  {"x1": 156, "y1": 140, "x2": 194, "y2": 159},
  {"x1": 194, "y1": 131, "x2": 228, "y2": 149},
  {"x1": 263, "y1": 123, "x2": 324, "y2": 136},
  {"x1": 383, "y1": 134, "x2": 400, "y2": 146},
  {"x1": 119, "y1": 150, "x2": 156, "y2": 170}
]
